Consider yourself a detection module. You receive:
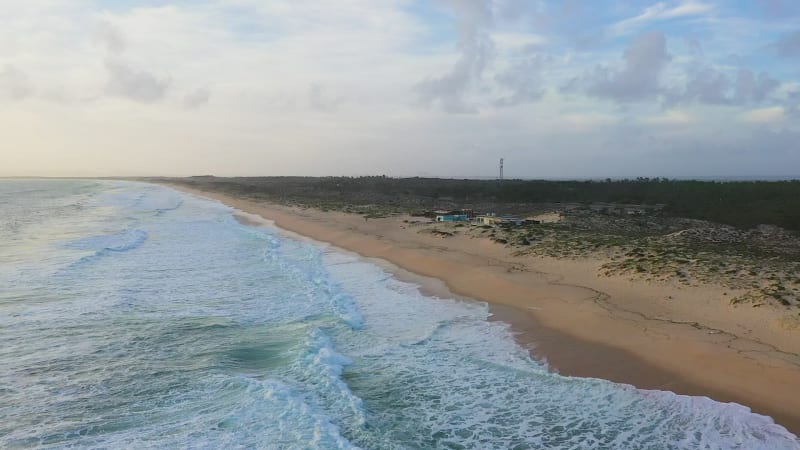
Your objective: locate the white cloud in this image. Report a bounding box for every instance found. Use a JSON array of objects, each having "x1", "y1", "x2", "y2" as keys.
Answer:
[
  {"x1": 492, "y1": 32, "x2": 548, "y2": 50},
  {"x1": 183, "y1": 88, "x2": 210, "y2": 109},
  {"x1": 610, "y1": 1, "x2": 715, "y2": 36},
  {"x1": 642, "y1": 110, "x2": 692, "y2": 125},
  {"x1": 561, "y1": 113, "x2": 619, "y2": 129},
  {"x1": 104, "y1": 60, "x2": 169, "y2": 103},
  {"x1": 665, "y1": 1, "x2": 715, "y2": 18},
  {"x1": 307, "y1": 83, "x2": 344, "y2": 113},
  {"x1": 571, "y1": 31, "x2": 672, "y2": 102},
  {"x1": 93, "y1": 20, "x2": 126, "y2": 55},
  {"x1": 0, "y1": 65, "x2": 33, "y2": 100},
  {"x1": 739, "y1": 106, "x2": 785, "y2": 123}
]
